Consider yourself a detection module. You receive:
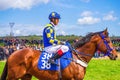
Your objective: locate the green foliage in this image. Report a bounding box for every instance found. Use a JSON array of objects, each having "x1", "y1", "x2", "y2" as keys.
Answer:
[
  {"x1": 16, "y1": 35, "x2": 80, "y2": 41},
  {"x1": 113, "y1": 43, "x2": 120, "y2": 46},
  {"x1": 0, "y1": 43, "x2": 4, "y2": 46},
  {"x1": 17, "y1": 35, "x2": 42, "y2": 40}
]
